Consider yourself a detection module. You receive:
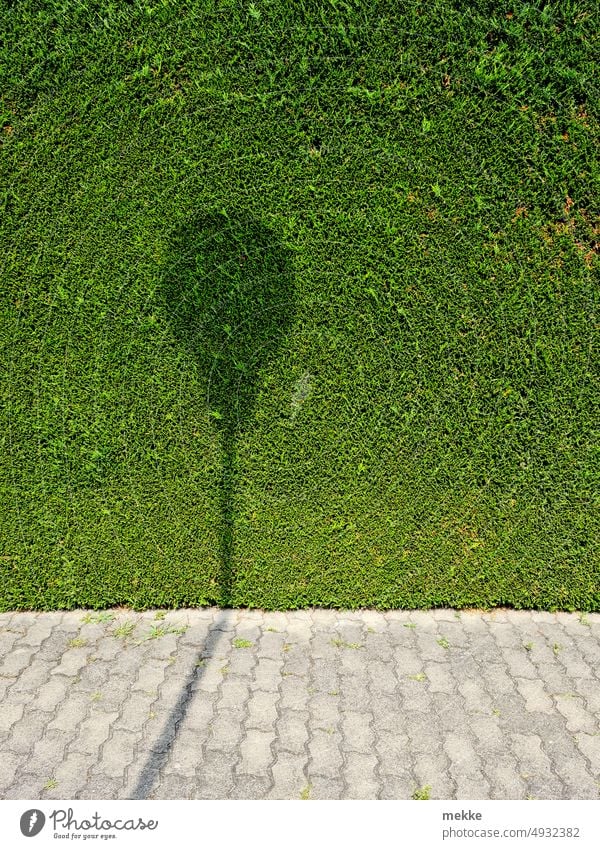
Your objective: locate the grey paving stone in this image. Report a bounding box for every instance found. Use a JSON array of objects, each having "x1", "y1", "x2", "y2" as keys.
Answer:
[
  {"x1": 196, "y1": 750, "x2": 236, "y2": 798},
  {"x1": 180, "y1": 690, "x2": 215, "y2": 731},
  {"x1": 26, "y1": 730, "x2": 72, "y2": 777},
  {"x1": 238, "y1": 728, "x2": 275, "y2": 775},
  {"x1": 47, "y1": 692, "x2": 91, "y2": 733},
  {"x1": 279, "y1": 675, "x2": 310, "y2": 711},
  {"x1": 95, "y1": 728, "x2": 138, "y2": 779},
  {"x1": 308, "y1": 729, "x2": 343, "y2": 778},
  {"x1": 6, "y1": 710, "x2": 47, "y2": 755},
  {"x1": 274, "y1": 709, "x2": 309, "y2": 755},
  {"x1": 553, "y1": 693, "x2": 598, "y2": 734},
  {"x1": 1, "y1": 607, "x2": 598, "y2": 800},
  {"x1": 485, "y1": 754, "x2": 528, "y2": 799},
  {"x1": 309, "y1": 692, "x2": 340, "y2": 729},
  {"x1": 81, "y1": 774, "x2": 125, "y2": 800},
  {"x1": 425, "y1": 662, "x2": 455, "y2": 694},
  {"x1": 257, "y1": 631, "x2": 286, "y2": 659},
  {"x1": 230, "y1": 775, "x2": 271, "y2": 799},
  {"x1": 52, "y1": 752, "x2": 96, "y2": 797},
  {"x1": 307, "y1": 775, "x2": 344, "y2": 799},
  {"x1": 341, "y1": 710, "x2": 375, "y2": 754},
  {"x1": 573, "y1": 732, "x2": 600, "y2": 773},
  {"x1": 246, "y1": 689, "x2": 278, "y2": 731},
  {"x1": 206, "y1": 711, "x2": 244, "y2": 753},
  {"x1": 0, "y1": 752, "x2": 23, "y2": 794},
  {"x1": 342, "y1": 751, "x2": 379, "y2": 799},
  {"x1": 515, "y1": 678, "x2": 554, "y2": 713},
  {"x1": 0, "y1": 702, "x2": 24, "y2": 734},
  {"x1": 368, "y1": 659, "x2": 398, "y2": 693},
  {"x1": 0, "y1": 646, "x2": 35, "y2": 677},
  {"x1": 413, "y1": 751, "x2": 454, "y2": 799},
  {"x1": 69, "y1": 709, "x2": 119, "y2": 756},
  {"x1": 375, "y1": 728, "x2": 411, "y2": 775},
  {"x1": 269, "y1": 751, "x2": 308, "y2": 799},
  {"x1": 379, "y1": 774, "x2": 415, "y2": 799}
]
